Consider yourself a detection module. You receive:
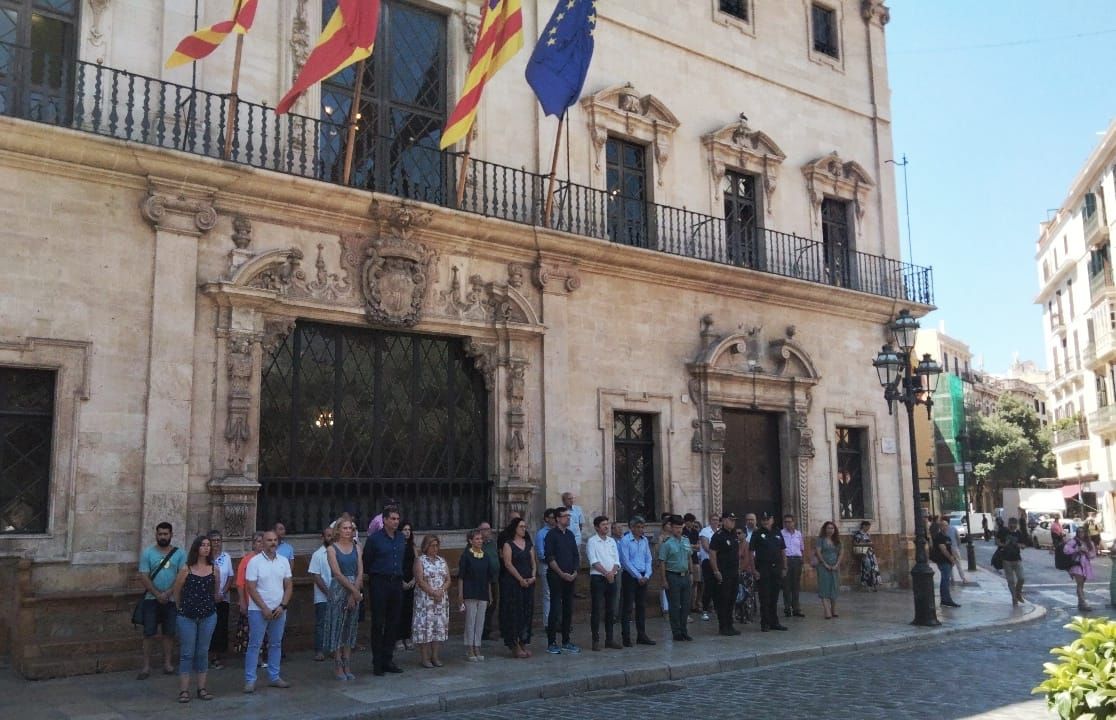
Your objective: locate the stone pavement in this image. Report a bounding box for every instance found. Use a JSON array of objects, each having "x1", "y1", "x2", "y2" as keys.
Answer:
[{"x1": 2, "y1": 577, "x2": 1044, "y2": 720}]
